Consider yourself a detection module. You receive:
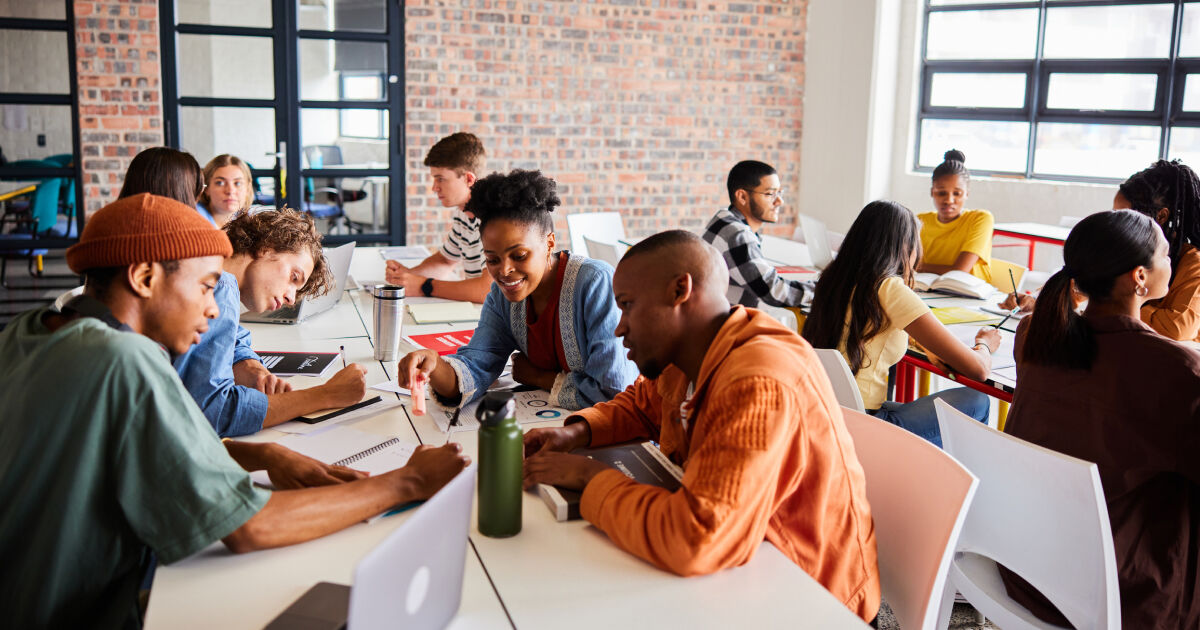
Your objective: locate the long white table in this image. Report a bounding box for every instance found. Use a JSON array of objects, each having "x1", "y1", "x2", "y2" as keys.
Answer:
[{"x1": 145, "y1": 246, "x2": 869, "y2": 629}]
